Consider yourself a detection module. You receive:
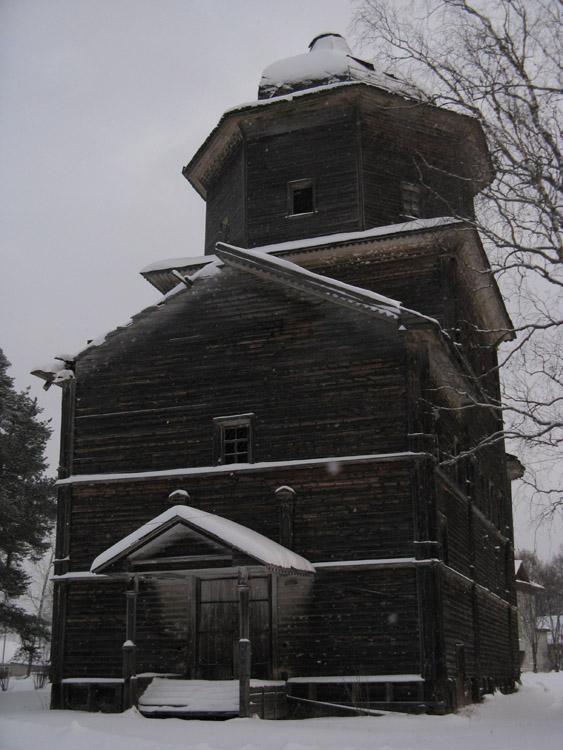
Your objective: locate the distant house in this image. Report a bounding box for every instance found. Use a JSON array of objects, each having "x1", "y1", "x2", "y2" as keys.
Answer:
[
  {"x1": 35, "y1": 33, "x2": 520, "y2": 717},
  {"x1": 536, "y1": 615, "x2": 563, "y2": 672},
  {"x1": 515, "y1": 560, "x2": 549, "y2": 672}
]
